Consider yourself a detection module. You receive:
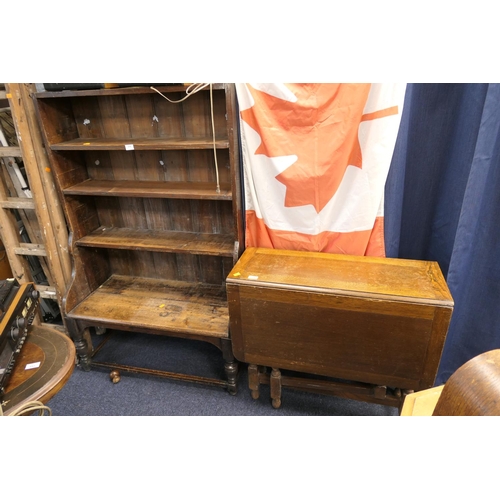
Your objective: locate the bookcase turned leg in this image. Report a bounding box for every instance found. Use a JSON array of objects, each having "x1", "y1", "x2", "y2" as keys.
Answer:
[
  {"x1": 66, "y1": 319, "x2": 92, "y2": 371},
  {"x1": 74, "y1": 328, "x2": 92, "y2": 371},
  {"x1": 270, "y1": 367, "x2": 282, "y2": 409},
  {"x1": 221, "y1": 338, "x2": 238, "y2": 396}
]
